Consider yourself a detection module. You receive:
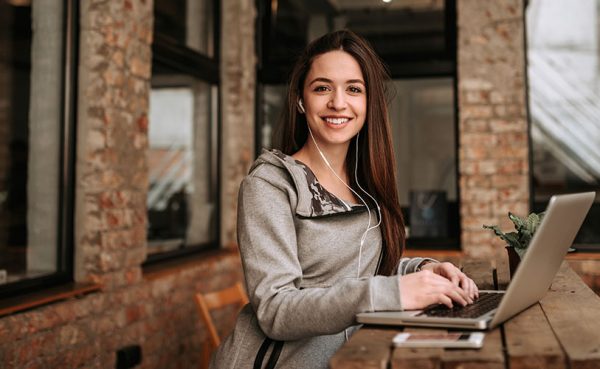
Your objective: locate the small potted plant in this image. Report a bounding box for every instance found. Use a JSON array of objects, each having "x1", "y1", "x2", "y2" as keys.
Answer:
[{"x1": 483, "y1": 211, "x2": 545, "y2": 278}]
